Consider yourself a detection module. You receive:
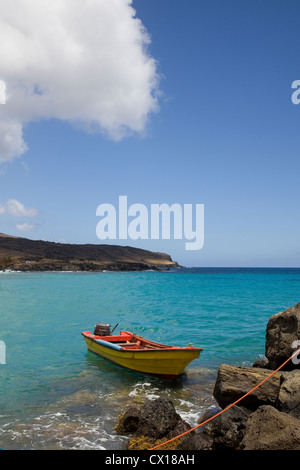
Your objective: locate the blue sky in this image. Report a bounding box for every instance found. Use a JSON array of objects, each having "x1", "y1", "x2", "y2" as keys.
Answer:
[{"x1": 0, "y1": 0, "x2": 300, "y2": 267}]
